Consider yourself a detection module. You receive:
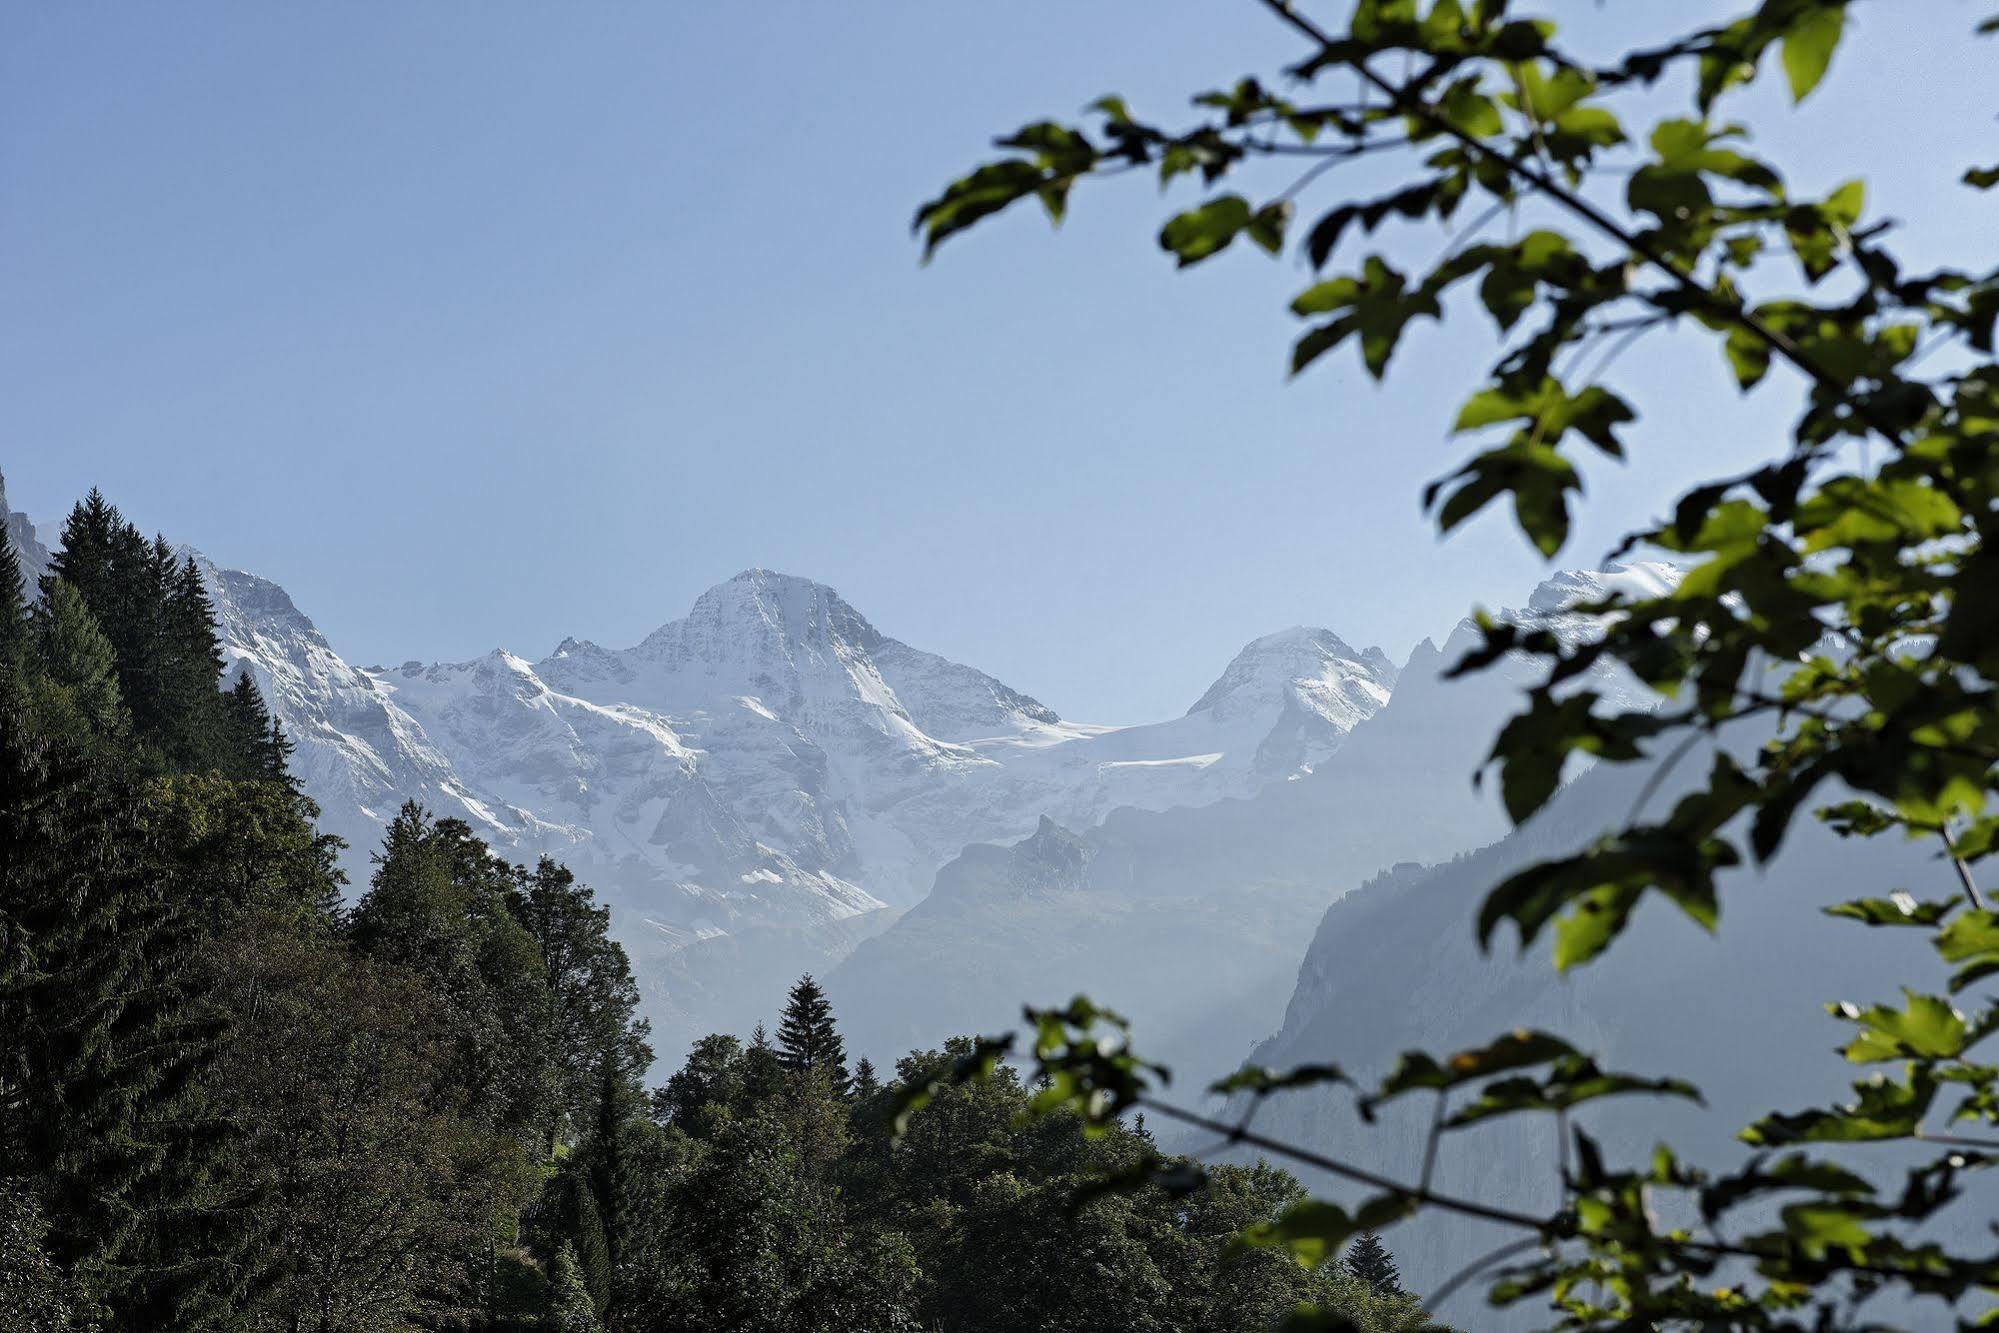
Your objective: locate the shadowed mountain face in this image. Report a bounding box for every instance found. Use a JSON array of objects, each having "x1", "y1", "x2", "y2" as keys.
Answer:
[
  {"x1": 1222, "y1": 726, "x2": 1969, "y2": 1328},
  {"x1": 825, "y1": 567, "x2": 1682, "y2": 1090}
]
